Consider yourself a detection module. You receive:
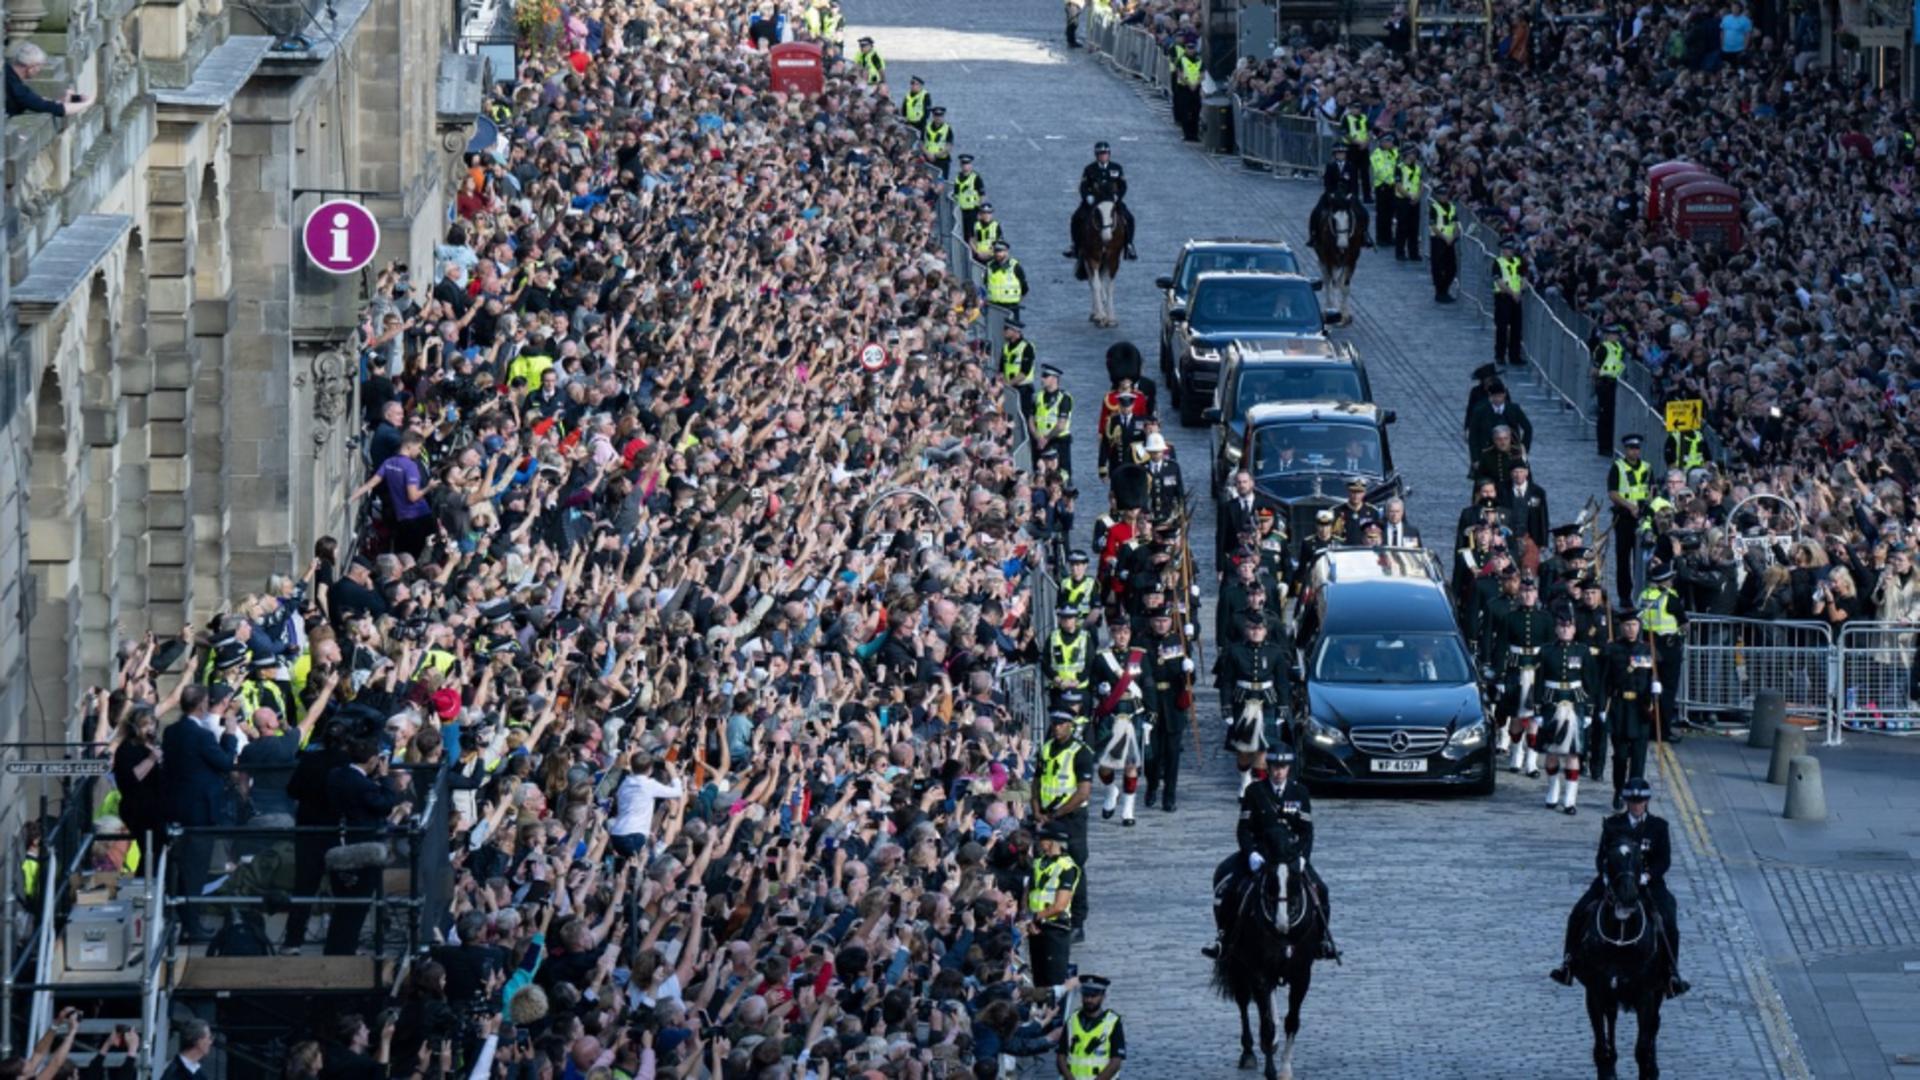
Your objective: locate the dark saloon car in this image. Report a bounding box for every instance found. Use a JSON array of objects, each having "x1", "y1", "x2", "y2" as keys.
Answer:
[
  {"x1": 1164, "y1": 271, "x2": 1327, "y2": 426},
  {"x1": 1156, "y1": 237, "x2": 1313, "y2": 374},
  {"x1": 1224, "y1": 401, "x2": 1401, "y2": 548},
  {"x1": 1290, "y1": 547, "x2": 1495, "y2": 793}
]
